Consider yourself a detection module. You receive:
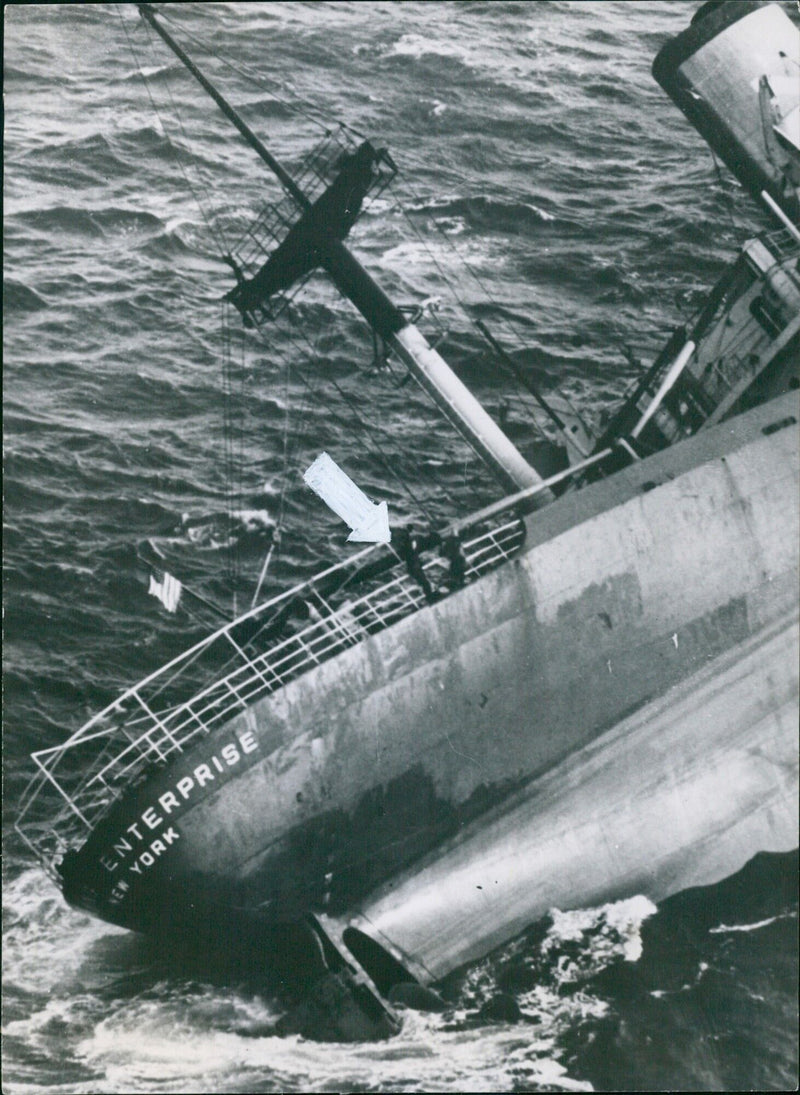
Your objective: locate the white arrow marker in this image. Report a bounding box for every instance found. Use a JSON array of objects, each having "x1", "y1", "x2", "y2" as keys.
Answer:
[{"x1": 303, "y1": 452, "x2": 391, "y2": 543}]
